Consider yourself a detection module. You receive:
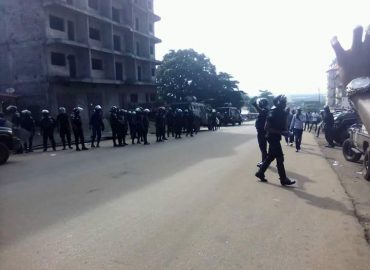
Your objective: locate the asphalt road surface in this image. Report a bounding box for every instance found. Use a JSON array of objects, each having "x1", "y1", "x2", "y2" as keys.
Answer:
[{"x1": 1, "y1": 122, "x2": 370, "y2": 270}]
